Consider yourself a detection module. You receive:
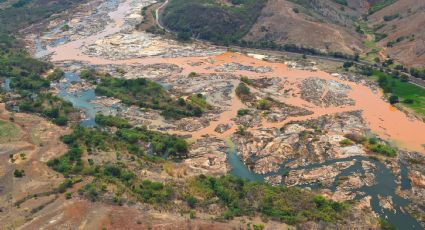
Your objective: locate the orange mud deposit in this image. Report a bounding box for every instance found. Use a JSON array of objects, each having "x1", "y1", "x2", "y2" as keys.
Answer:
[{"x1": 44, "y1": 1, "x2": 425, "y2": 154}]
